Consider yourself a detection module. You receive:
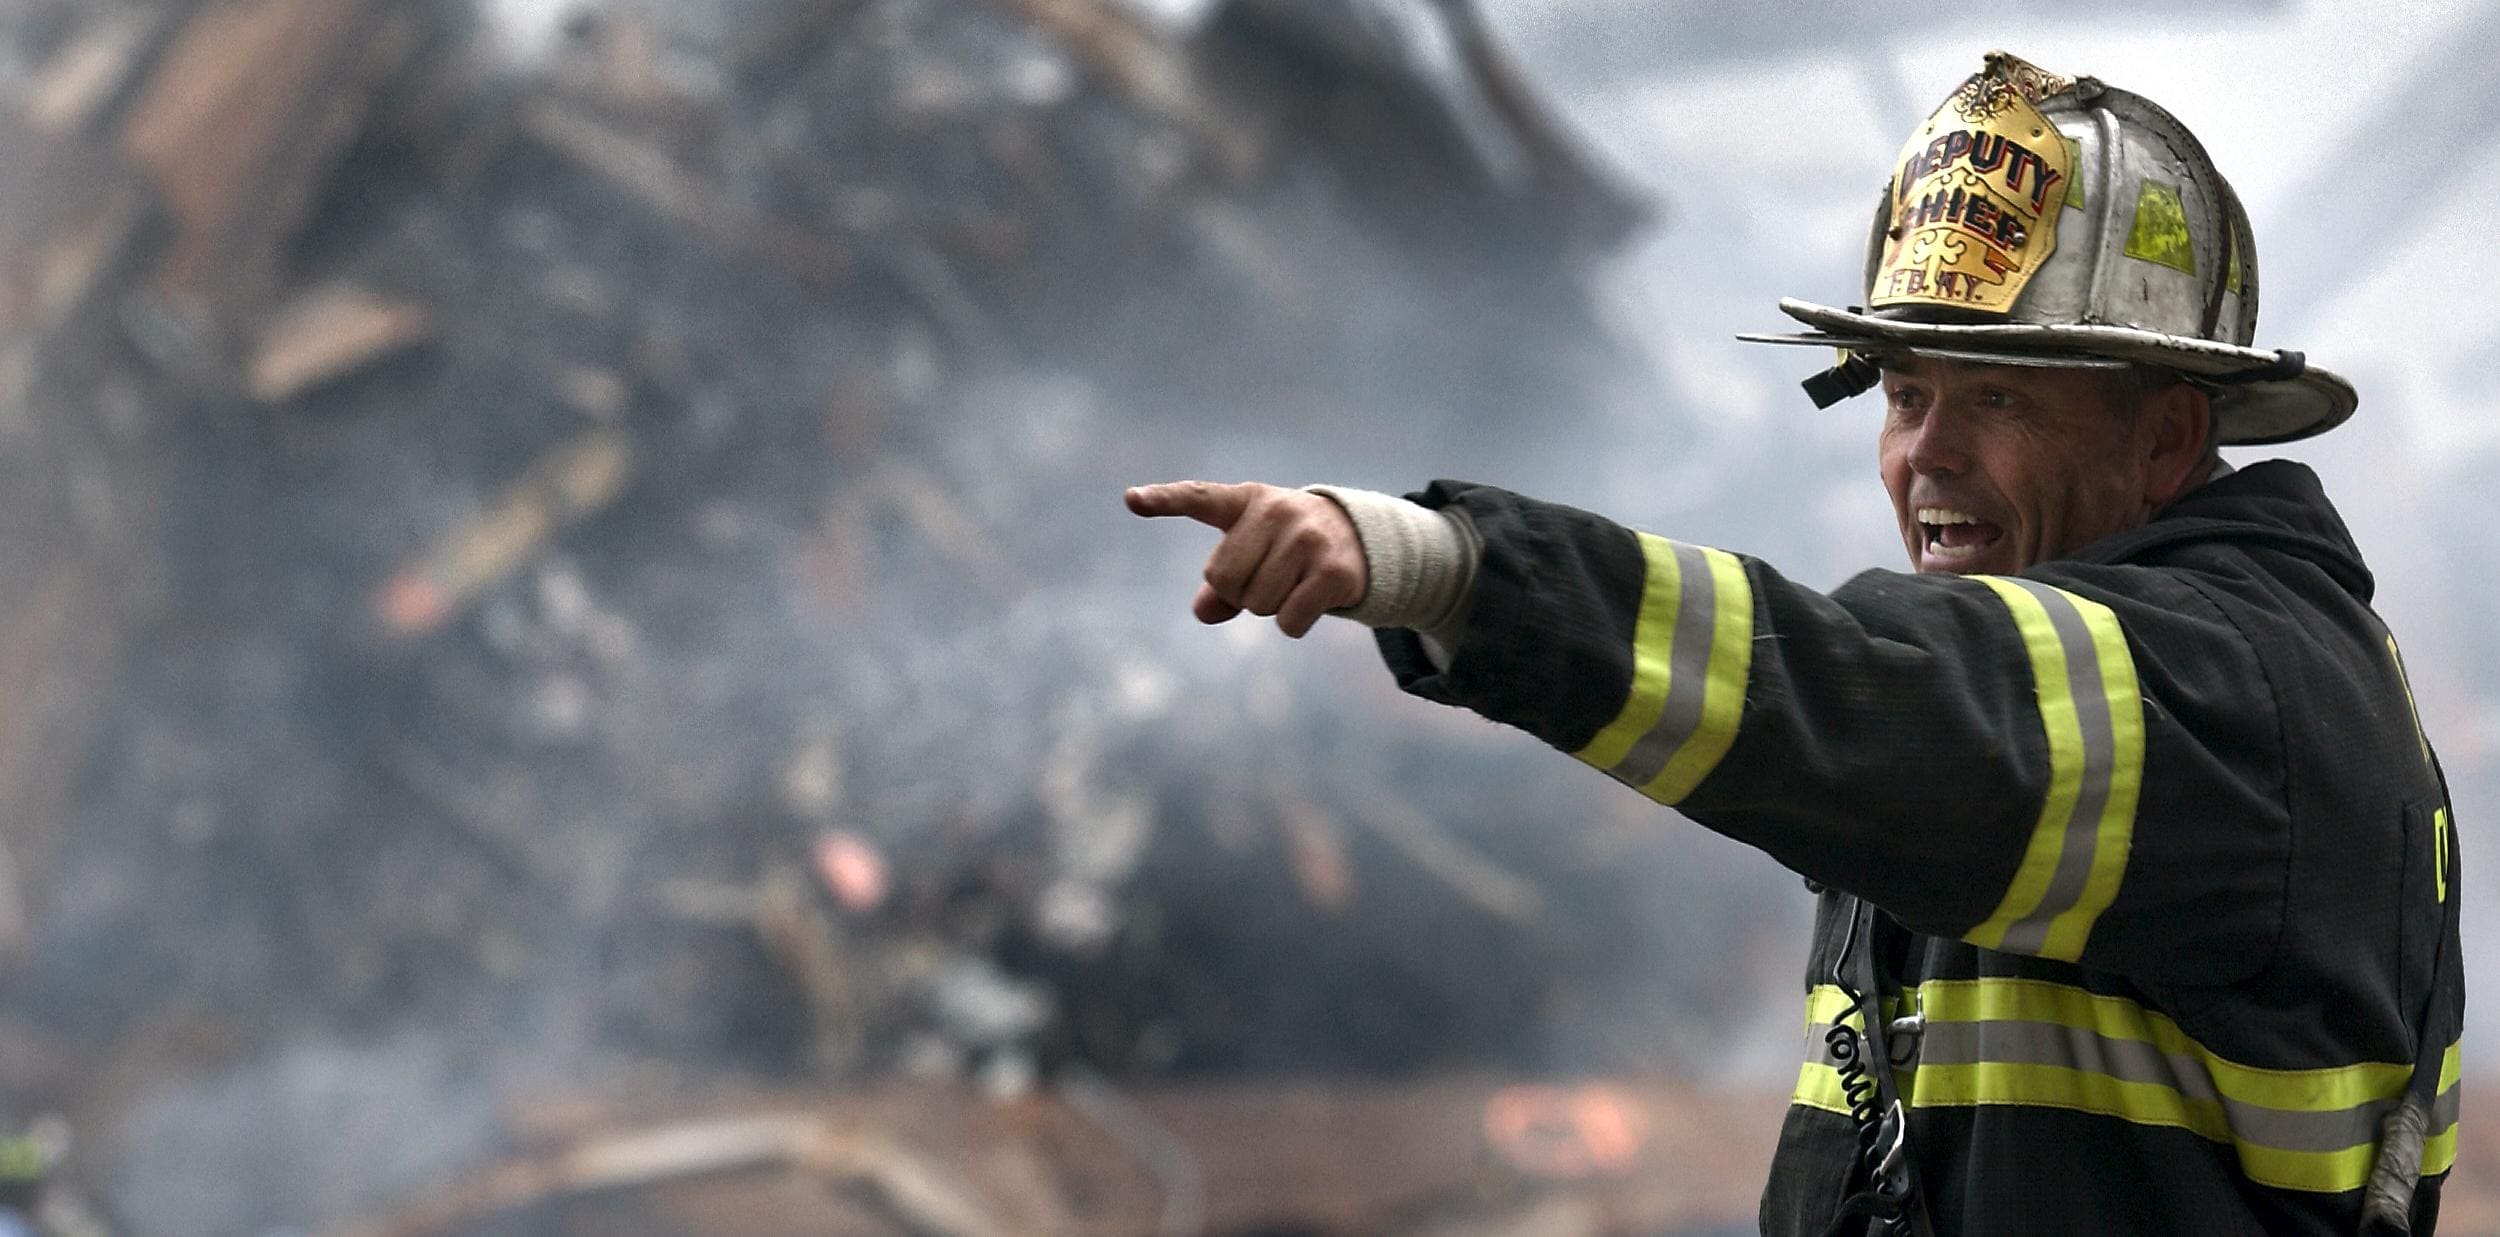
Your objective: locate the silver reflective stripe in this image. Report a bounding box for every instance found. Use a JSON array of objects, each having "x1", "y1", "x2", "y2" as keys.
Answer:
[
  {"x1": 1610, "y1": 540, "x2": 1715, "y2": 789},
  {"x1": 1996, "y1": 578, "x2": 2119, "y2": 957},
  {"x1": 1805, "y1": 1018, "x2": 1917, "y2": 1069}
]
